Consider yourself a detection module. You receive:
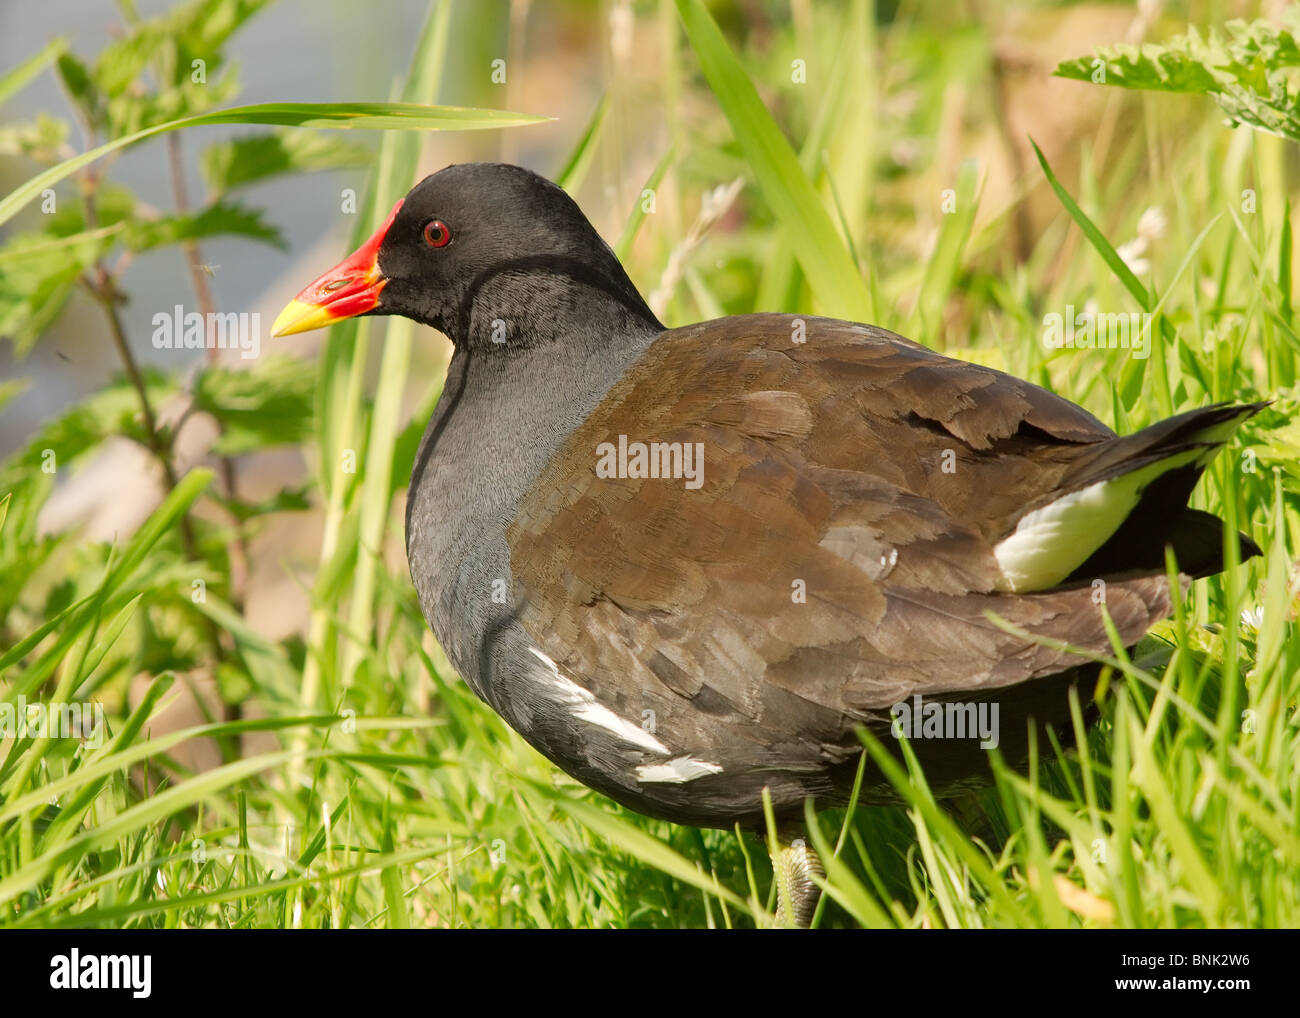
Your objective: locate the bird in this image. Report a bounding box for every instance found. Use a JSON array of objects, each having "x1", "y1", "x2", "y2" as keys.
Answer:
[{"x1": 272, "y1": 162, "x2": 1262, "y2": 925}]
